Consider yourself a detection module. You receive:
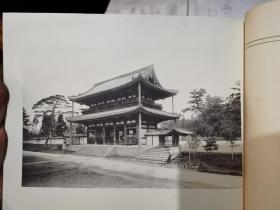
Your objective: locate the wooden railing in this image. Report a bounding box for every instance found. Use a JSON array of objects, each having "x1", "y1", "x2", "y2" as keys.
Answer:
[
  {"x1": 141, "y1": 98, "x2": 162, "y2": 110},
  {"x1": 82, "y1": 98, "x2": 162, "y2": 114}
]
